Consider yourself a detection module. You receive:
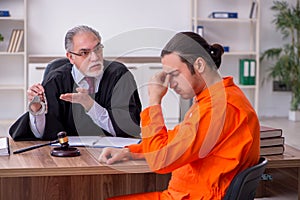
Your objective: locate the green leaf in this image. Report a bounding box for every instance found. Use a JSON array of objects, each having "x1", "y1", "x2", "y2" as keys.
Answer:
[{"x1": 261, "y1": 0, "x2": 300, "y2": 110}]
